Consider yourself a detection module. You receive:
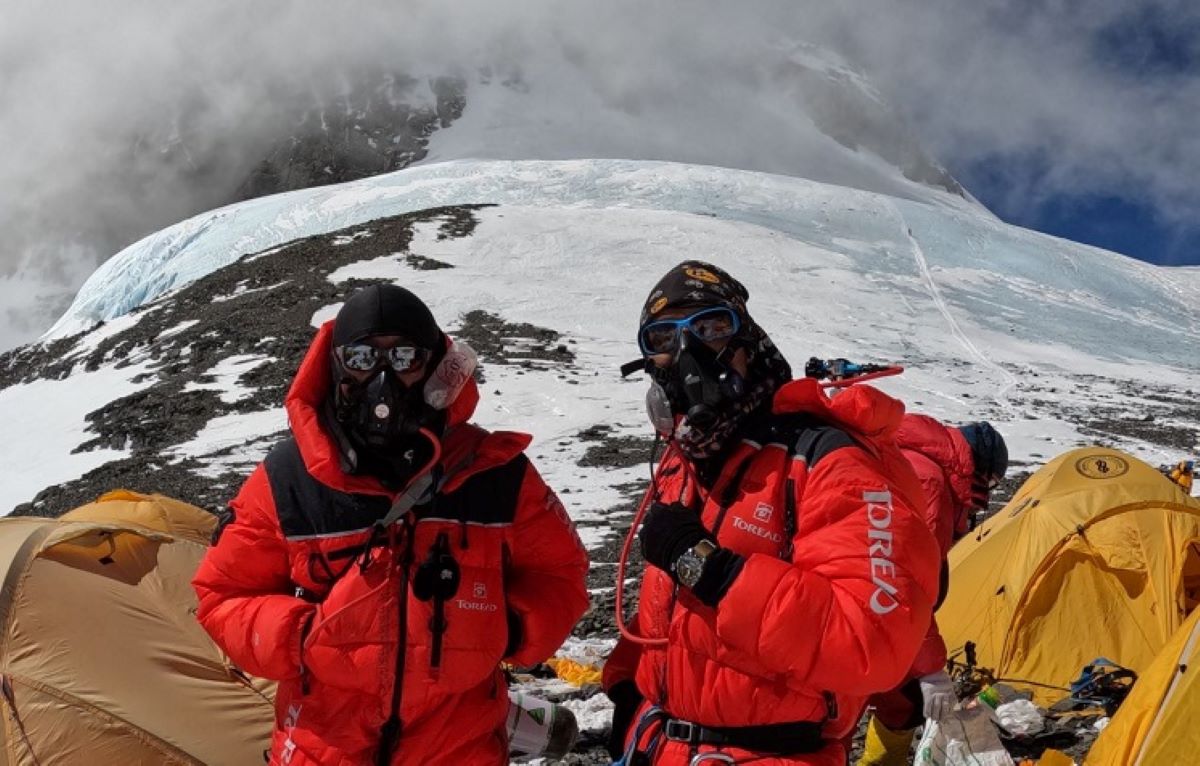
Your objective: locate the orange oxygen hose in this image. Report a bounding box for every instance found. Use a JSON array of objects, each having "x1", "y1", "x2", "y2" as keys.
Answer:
[
  {"x1": 615, "y1": 441, "x2": 700, "y2": 647},
  {"x1": 615, "y1": 482, "x2": 668, "y2": 647}
]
